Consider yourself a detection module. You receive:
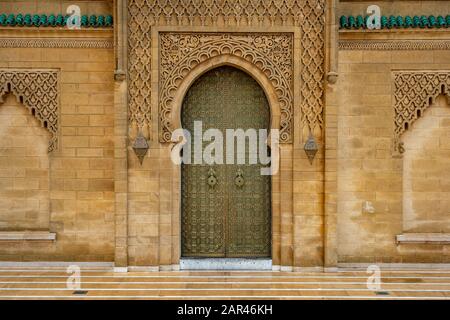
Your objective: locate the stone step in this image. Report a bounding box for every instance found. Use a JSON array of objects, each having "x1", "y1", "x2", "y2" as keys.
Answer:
[{"x1": 0, "y1": 269, "x2": 449, "y2": 299}]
